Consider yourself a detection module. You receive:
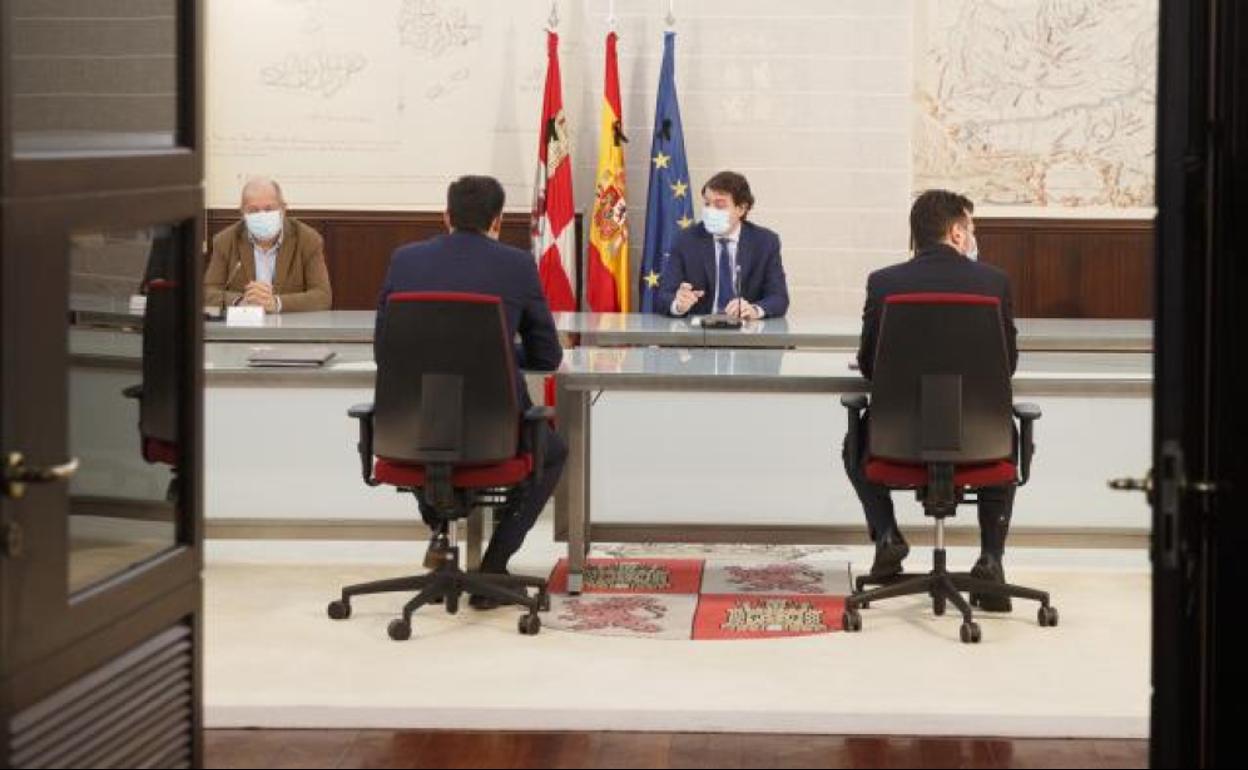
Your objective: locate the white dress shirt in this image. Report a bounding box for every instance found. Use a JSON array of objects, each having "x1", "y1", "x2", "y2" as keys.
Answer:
[{"x1": 248, "y1": 231, "x2": 283, "y2": 313}]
